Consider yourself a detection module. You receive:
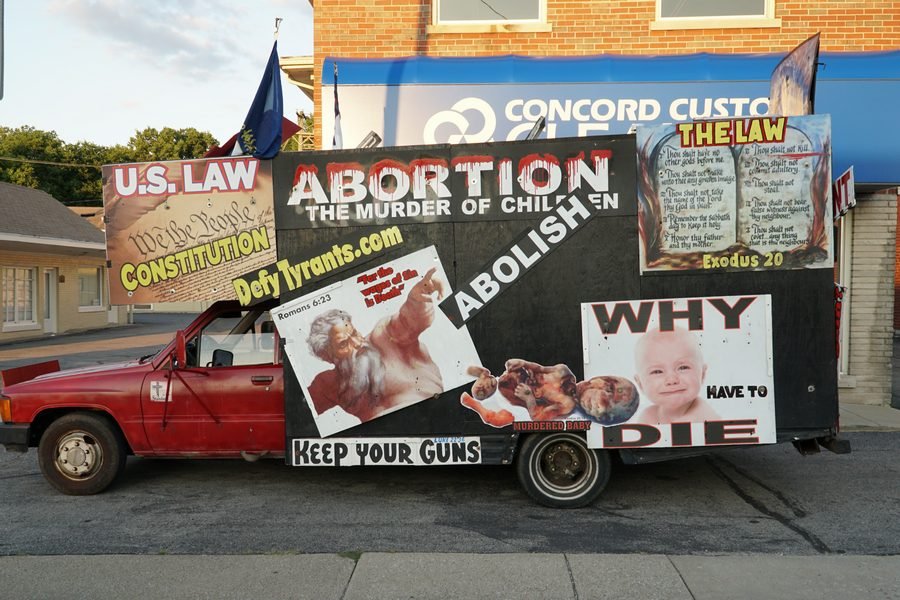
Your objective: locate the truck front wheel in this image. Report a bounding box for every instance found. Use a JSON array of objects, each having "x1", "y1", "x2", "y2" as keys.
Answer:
[
  {"x1": 38, "y1": 413, "x2": 127, "y2": 495},
  {"x1": 516, "y1": 432, "x2": 611, "y2": 508}
]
